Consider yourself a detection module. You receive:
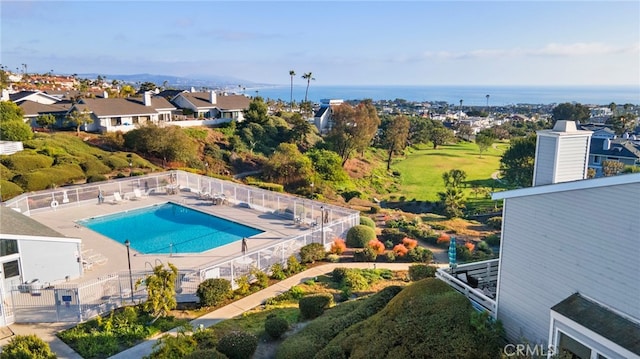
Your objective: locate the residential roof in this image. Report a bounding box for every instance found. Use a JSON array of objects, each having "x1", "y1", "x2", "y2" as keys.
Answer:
[
  {"x1": 314, "y1": 105, "x2": 329, "y2": 118},
  {"x1": 492, "y1": 172, "x2": 640, "y2": 200},
  {"x1": 0, "y1": 206, "x2": 66, "y2": 238},
  {"x1": 18, "y1": 100, "x2": 71, "y2": 116},
  {"x1": 9, "y1": 90, "x2": 60, "y2": 104},
  {"x1": 590, "y1": 138, "x2": 640, "y2": 160},
  {"x1": 552, "y1": 293, "x2": 640, "y2": 355},
  {"x1": 175, "y1": 92, "x2": 250, "y2": 111},
  {"x1": 78, "y1": 96, "x2": 175, "y2": 117}
]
